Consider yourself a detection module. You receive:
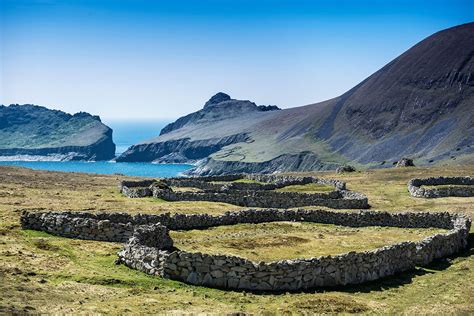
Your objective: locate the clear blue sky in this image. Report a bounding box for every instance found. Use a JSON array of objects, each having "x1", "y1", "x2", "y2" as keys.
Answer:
[{"x1": 1, "y1": 0, "x2": 473, "y2": 120}]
